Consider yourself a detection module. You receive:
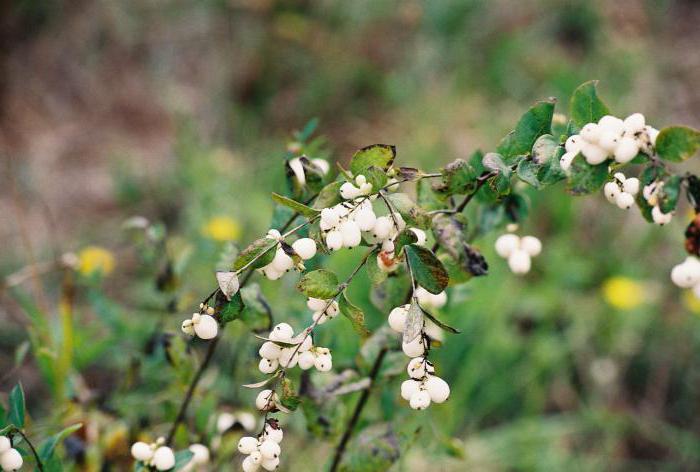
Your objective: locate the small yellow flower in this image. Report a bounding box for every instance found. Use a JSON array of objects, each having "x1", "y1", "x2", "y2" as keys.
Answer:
[
  {"x1": 683, "y1": 290, "x2": 700, "y2": 315},
  {"x1": 602, "y1": 276, "x2": 645, "y2": 310},
  {"x1": 202, "y1": 216, "x2": 241, "y2": 242},
  {"x1": 78, "y1": 246, "x2": 115, "y2": 276}
]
